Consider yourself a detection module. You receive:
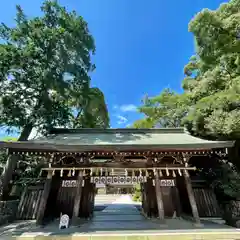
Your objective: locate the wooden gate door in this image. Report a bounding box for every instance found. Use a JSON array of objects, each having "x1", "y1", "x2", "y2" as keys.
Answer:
[
  {"x1": 17, "y1": 185, "x2": 44, "y2": 220},
  {"x1": 193, "y1": 188, "x2": 222, "y2": 217},
  {"x1": 161, "y1": 186, "x2": 176, "y2": 217},
  {"x1": 56, "y1": 182, "x2": 76, "y2": 218}
]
